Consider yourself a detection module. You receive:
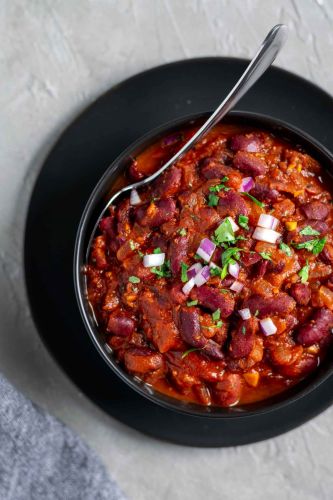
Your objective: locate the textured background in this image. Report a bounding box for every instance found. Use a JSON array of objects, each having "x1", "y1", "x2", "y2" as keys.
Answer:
[{"x1": 2, "y1": 1, "x2": 333, "y2": 499}]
